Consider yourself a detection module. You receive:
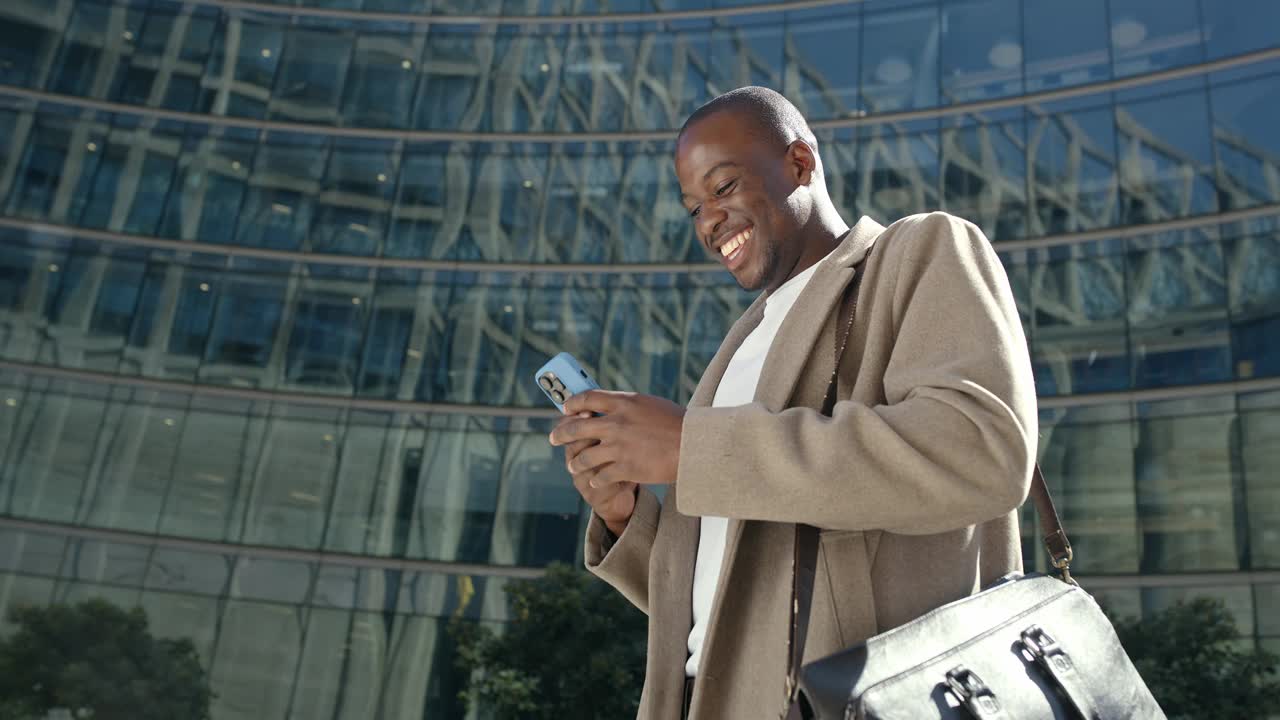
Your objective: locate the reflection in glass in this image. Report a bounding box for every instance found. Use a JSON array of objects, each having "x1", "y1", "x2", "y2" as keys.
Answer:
[
  {"x1": 939, "y1": 0, "x2": 1023, "y2": 105},
  {"x1": 1027, "y1": 100, "x2": 1119, "y2": 236},
  {"x1": 1134, "y1": 397, "x2": 1241, "y2": 573},
  {"x1": 1240, "y1": 401, "x2": 1280, "y2": 570},
  {"x1": 1212, "y1": 74, "x2": 1280, "y2": 211},
  {"x1": 1227, "y1": 230, "x2": 1280, "y2": 380},
  {"x1": 941, "y1": 111, "x2": 1028, "y2": 240},
  {"x1": 1108, "y1": 0, "x2": 1204, "y2": 78},
  {"x1": 1023, "y1": 0, "x2": 1110, "y2": 92},
  {"x1": 1117, "y1": 89, "x2": 1219, "y2": 225},
  {"x1": 783, "y1": 8, "x2": 861, "y2": 120},
  {"x1": 860, "y1": 5, "x2": 940, "y2": 113}
]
